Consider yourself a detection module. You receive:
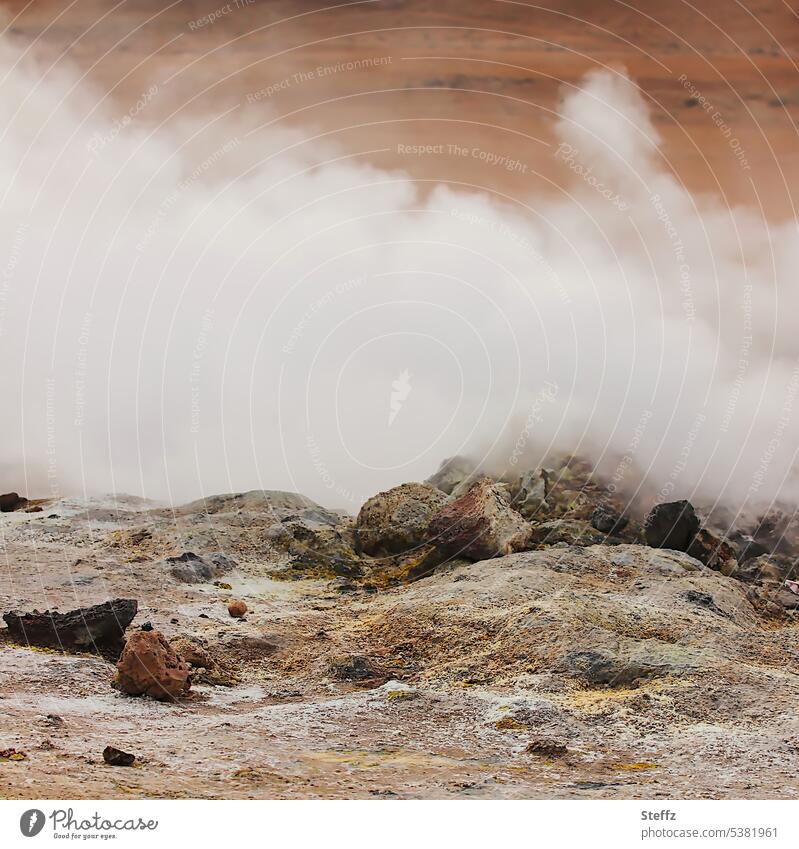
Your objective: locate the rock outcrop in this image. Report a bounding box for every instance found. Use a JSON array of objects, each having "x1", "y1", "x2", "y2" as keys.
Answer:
[
  {"x1": 2, "y1": 598, "x2": 138, "y2": 658},
  {"x1": 355, "y1": 482, "x2": 447, "y2": 556},
  {"x1": 426, "y1": 478, "x2": 531, "y2": 561},
  {"x1": 112, "y1": 628, "x2": 191, "y2": 701},
  {"x1": 590, "y1": 505, "x2": 629, "y2": 534}
]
